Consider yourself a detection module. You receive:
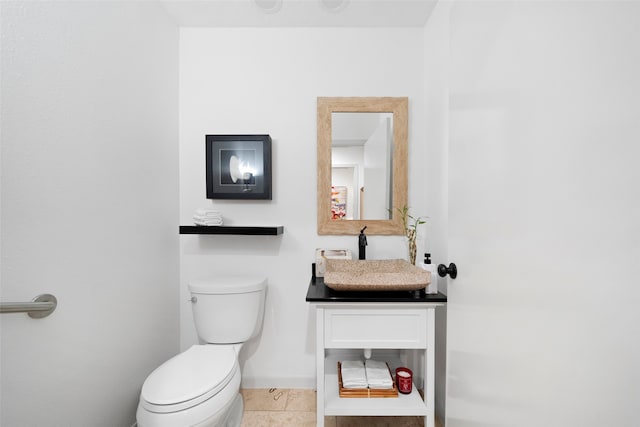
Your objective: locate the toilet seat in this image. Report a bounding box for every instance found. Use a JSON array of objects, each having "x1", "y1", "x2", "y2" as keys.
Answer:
[{"x1": 140, "y1": 345, "x2": 237, "y2": 414}]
